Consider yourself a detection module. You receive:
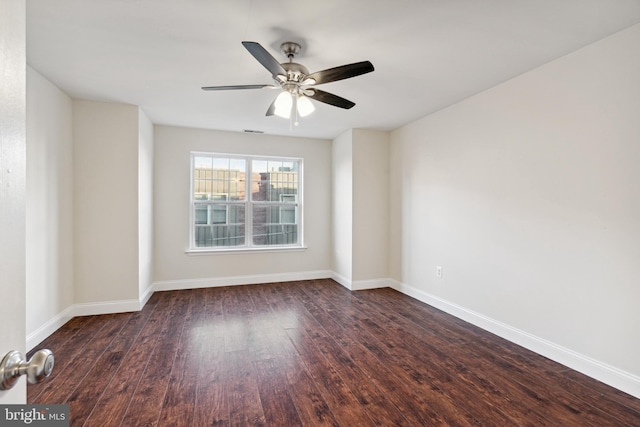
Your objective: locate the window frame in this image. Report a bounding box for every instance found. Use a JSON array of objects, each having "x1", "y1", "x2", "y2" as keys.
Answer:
[{"x1": 188, "y1": 152, "x2": 304, "y2": 253}]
